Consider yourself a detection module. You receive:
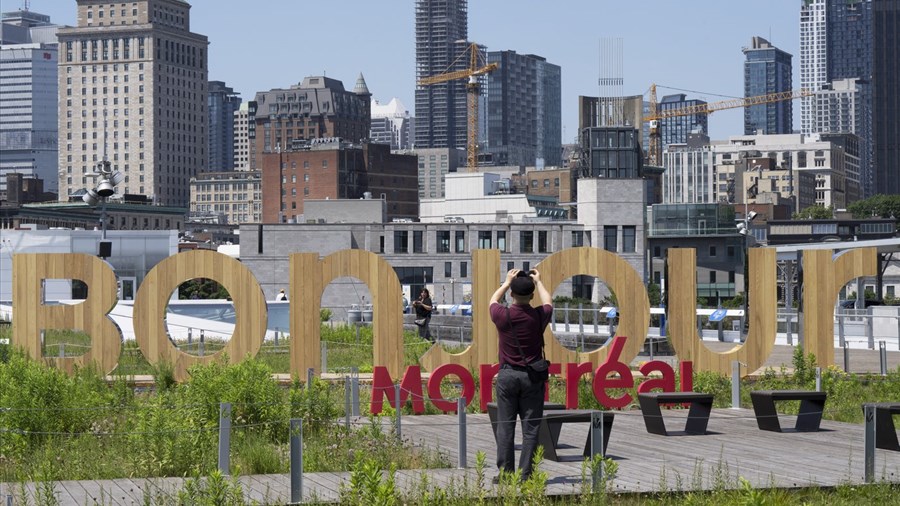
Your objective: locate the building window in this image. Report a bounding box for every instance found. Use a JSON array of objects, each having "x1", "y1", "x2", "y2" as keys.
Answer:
[
  {"x1": 603, "y1": 226, "x2": 617, "y2": 252},
  {"x1": 444, "y1": 262, "x2": 452, "y2": 278},
  {"x1": 709, "y1": 245, "x2": 717, "y2": 257},
  {"x1": 455, "y1": 231, "x2": 465, "y2": 253},
  {"x1": 727, "y1": 246, "x2": 735, "y2": 257},
  {"x1": 478, "y1": 231, "x2": 491, "y2": 249},
  {"x1": 572, "y1": 231, "x2": 585, "y2": 247},
  {"x1": 460, "y1": 261, "x2": 468, "y2": 278},
  {"x1": 710, "y1": 271, "x2": 717, "y2": 283},
  {"x1": 393, "y1": 230, "x2": 408, "y2": 253},
  {"x1": 520, "y1": 231, "x2": 534, "y2": 253},
  {"x1": 497, "y1": 231, "x2": 507, "y2": 252},
  {"x1": 507, "y1": 262, "x2": 515, "y2": 272},
  {"x1": 729, "y1": 271, "x2": 735, "y2": 283},
  {"x1": 413, "y1": 230, "x2": 424, "y2": 253},
  {"x1": 622, "y1": 226, "x2": 636, "y2": 253},
  {"x1": 537, "y1": 231, "x2": 549, "y2": 253},
  {"x1": 437, "y1": 230, "x2": 450, "y2": 253}
]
